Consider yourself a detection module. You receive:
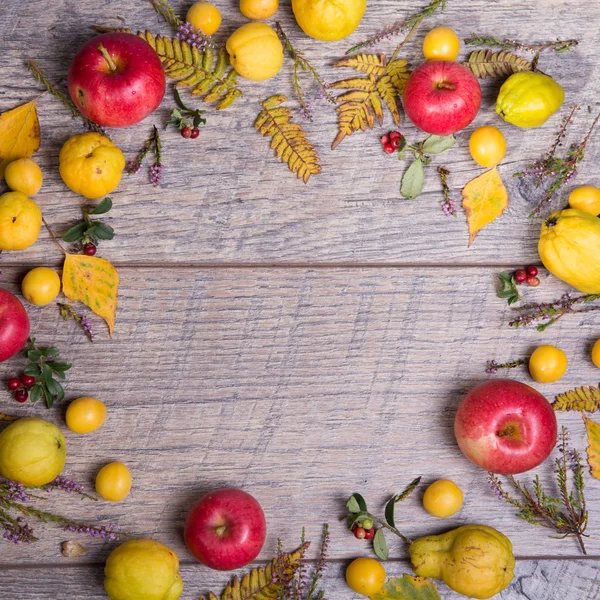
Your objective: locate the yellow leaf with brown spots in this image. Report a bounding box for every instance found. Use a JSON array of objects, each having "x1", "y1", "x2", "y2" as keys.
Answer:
[
  {"x1": 62, "y1": 253, "x2": 119, "y2": 336},
  {"x1": 584, "y1": 415, "x2": 600, "y2": 479},
  {"x1": 0, "y1": 99, "x2": 41, "y2": 178},
  {"x1": 462, "y1": 167, "x2": 509, "y2": 247},
  {"x1": 370, "y1": 576, "x2": 441, "y2": 600}
]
